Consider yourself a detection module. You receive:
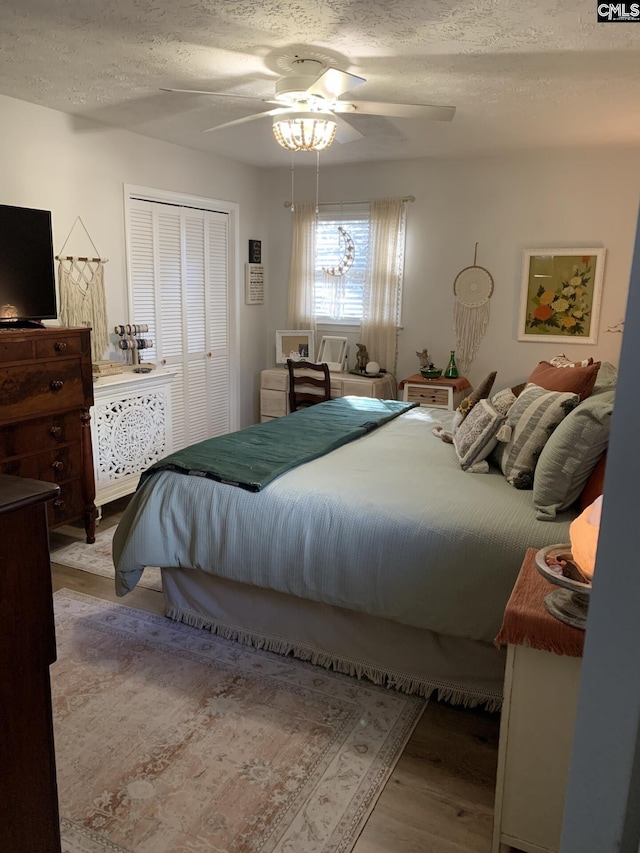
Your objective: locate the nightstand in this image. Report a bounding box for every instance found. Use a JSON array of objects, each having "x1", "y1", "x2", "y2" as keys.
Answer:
[
  {"x1": 398, "y1": 373, "x2": 471, "y2": 410},
  {"x1": 492, "y1": 548, "x2": 585, "y2": 853}
]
